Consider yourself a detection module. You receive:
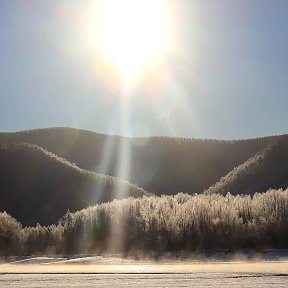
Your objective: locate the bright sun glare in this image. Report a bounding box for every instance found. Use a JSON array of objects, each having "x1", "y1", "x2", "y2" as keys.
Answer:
[{"x1": 98, "y1": 0, "x2": 169, "y2": 86}]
